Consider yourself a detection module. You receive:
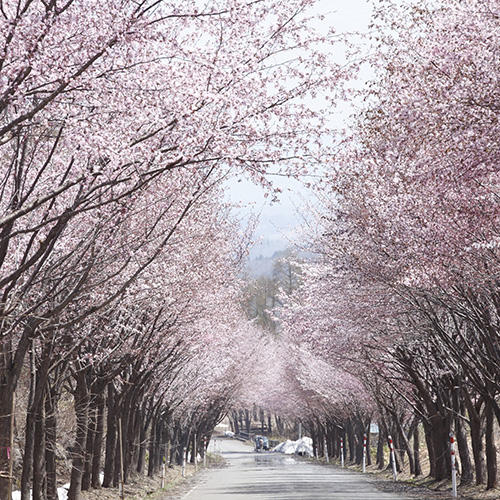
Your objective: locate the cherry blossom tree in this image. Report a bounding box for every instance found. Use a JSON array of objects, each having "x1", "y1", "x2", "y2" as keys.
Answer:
[
  {"x1": 288, "y1": 0, "x2": 500, "y2": 487},
  {"x1": 0, "y1": 0, "x2": 350, "y2": 496}
]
